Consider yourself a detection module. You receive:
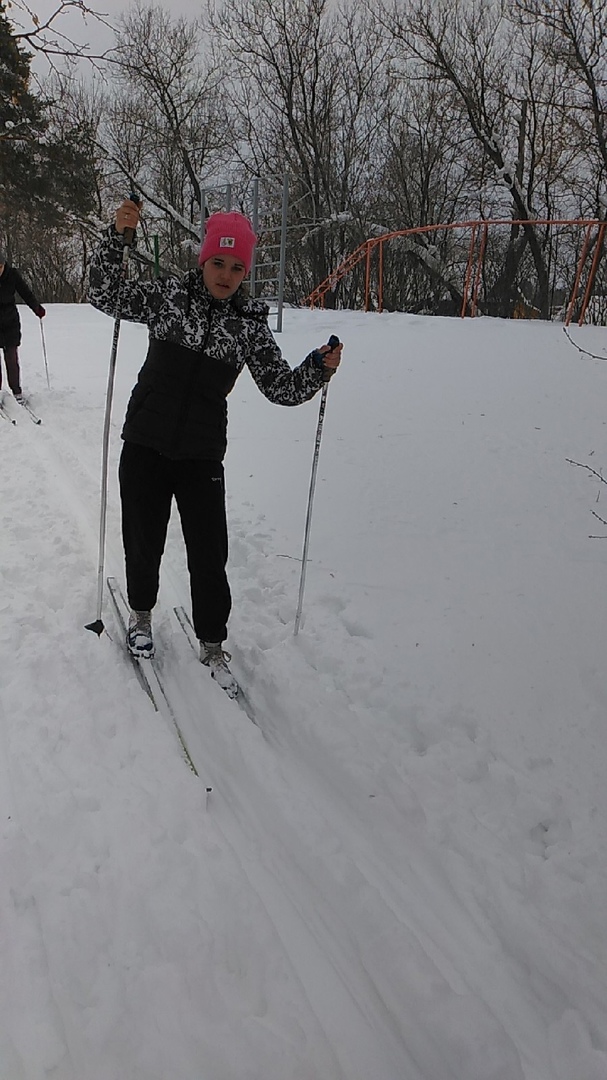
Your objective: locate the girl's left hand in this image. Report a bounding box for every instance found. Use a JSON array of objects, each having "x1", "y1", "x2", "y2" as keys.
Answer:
[{"x1": 319, "y1": 339, "x2": 343, "y2": 376}]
